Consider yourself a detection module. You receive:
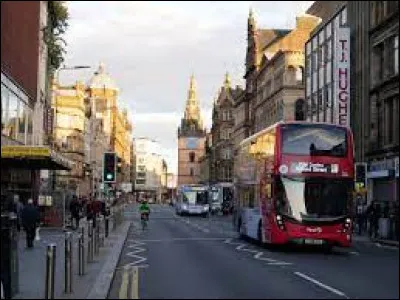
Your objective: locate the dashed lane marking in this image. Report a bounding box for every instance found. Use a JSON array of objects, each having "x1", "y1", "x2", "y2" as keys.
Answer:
[{"x1": 294, "y1": 271, "x2": 349, "y2": 299}]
